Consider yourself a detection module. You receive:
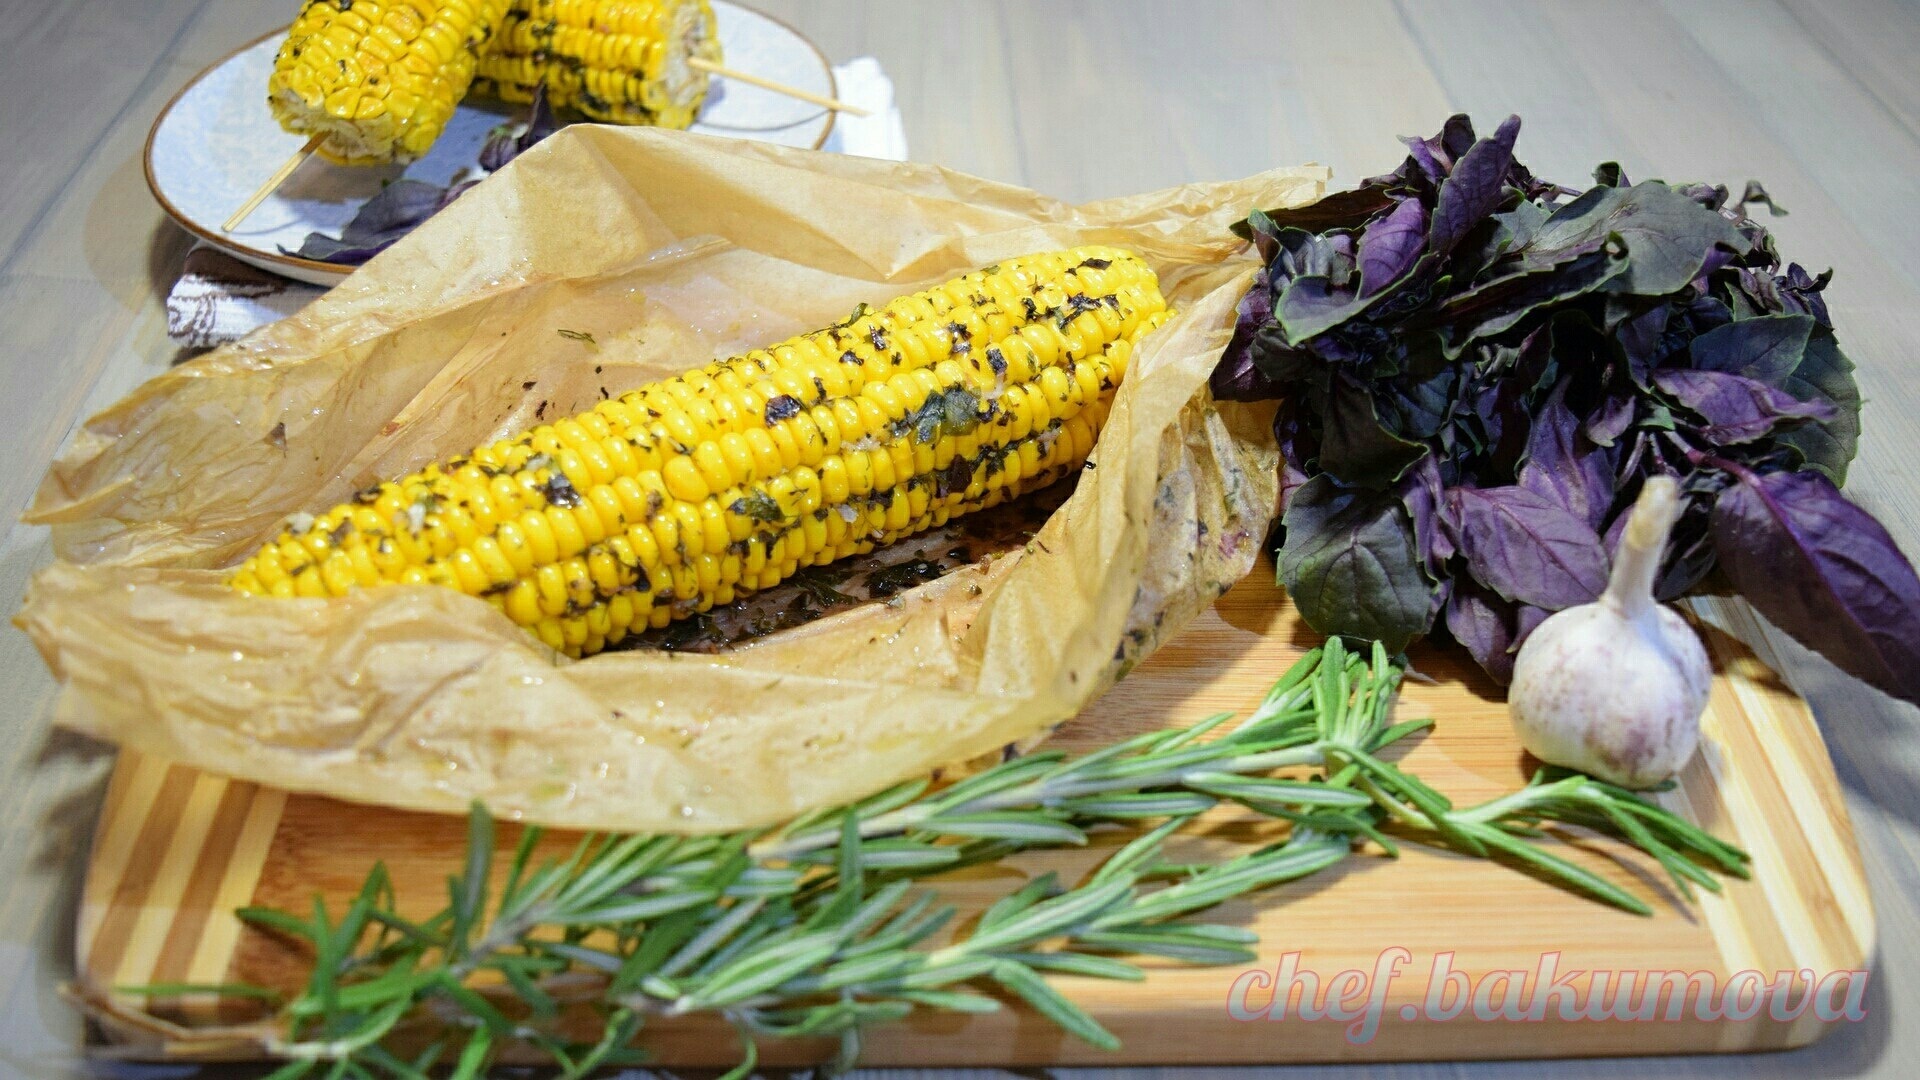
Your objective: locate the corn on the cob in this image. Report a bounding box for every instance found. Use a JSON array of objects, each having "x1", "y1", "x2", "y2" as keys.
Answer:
[
  {"x1": 269, "y1": 0, "x2": 514, "y2": 165},
  {"x1": 473, "y1": 0, "x2": 720, "y2": 128},
  {"x1": 229, "y1": 247, "x2": 1170, "y2": 658}
]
